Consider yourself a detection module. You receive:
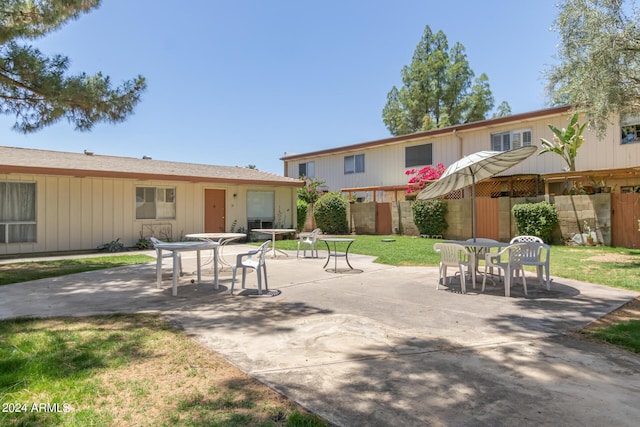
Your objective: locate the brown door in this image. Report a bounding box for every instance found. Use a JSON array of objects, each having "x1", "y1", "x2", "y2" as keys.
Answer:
[
  {"x1": 204, "y1": 189, "x2": 226, "y2": 233},
  {"x1": 376, "y1": 202, "x2": 393, "y2": 235},
  {"x1": 611, "y1": 192, "x2": 640, "y2": 248},
  {"x1": 475, "y1": 197, "x2": 499, "y2": 240}
]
